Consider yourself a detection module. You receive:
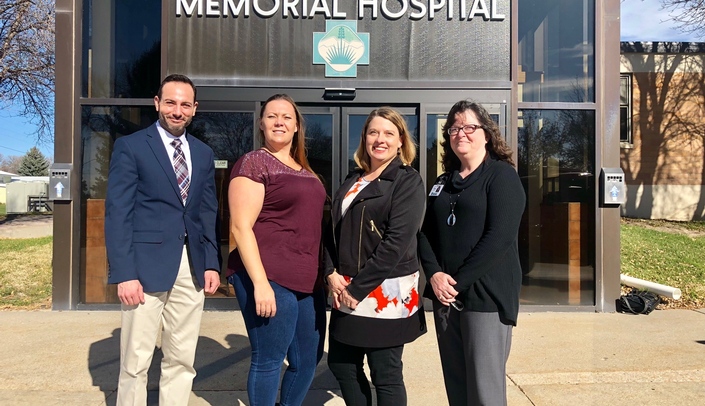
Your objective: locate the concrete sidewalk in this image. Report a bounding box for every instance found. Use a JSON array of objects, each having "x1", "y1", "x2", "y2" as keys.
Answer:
[{"x1": 0, "y1": 309, "x2": 703, "y2": 405}]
